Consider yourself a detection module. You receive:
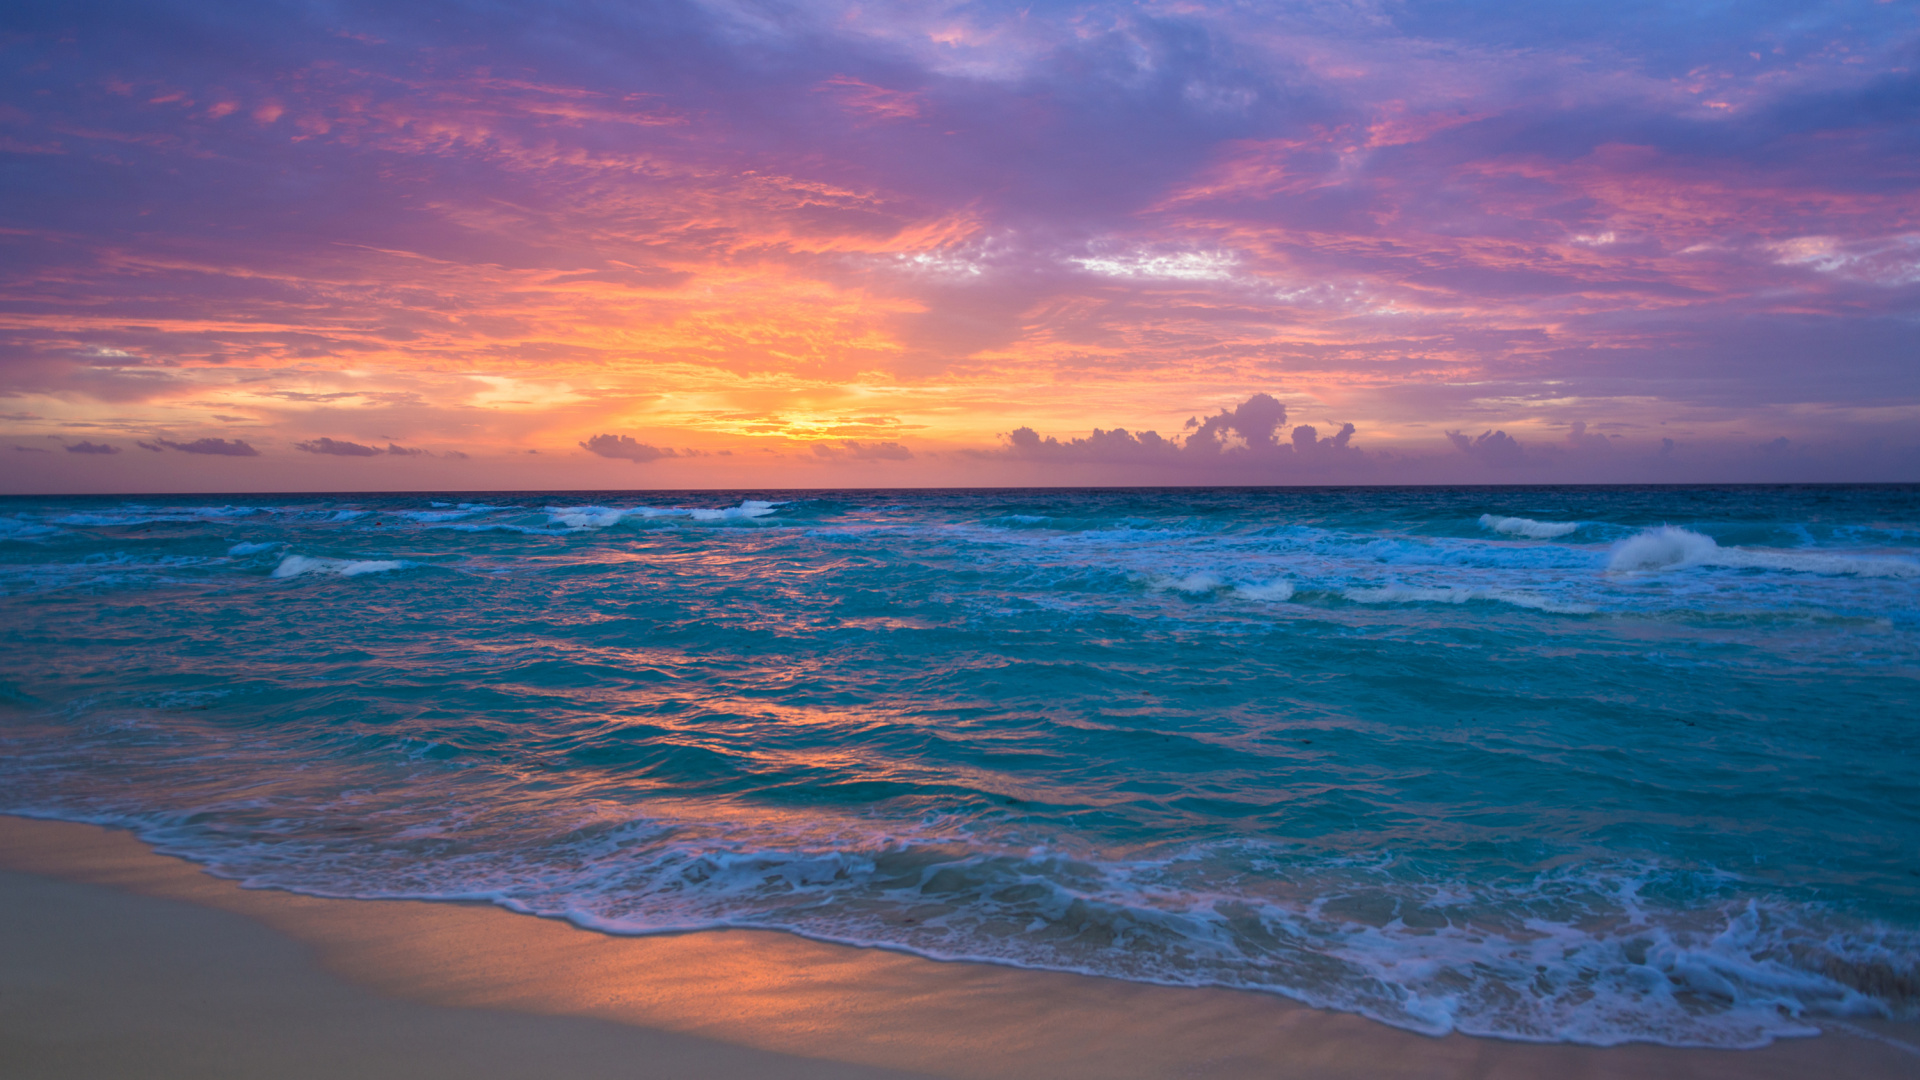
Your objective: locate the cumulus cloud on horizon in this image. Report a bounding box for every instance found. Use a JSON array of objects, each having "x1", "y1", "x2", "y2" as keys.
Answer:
[
  {"x1": 295, "y1": 437, "x2": 382, "y2": 457},
  {"x1": 580, "y1": 433, "x2": 677, "y2": 462},
  {"x1": 293, "y1": 437, "x2": 434, "y2": 457},
  {"x1": 990, "y1": 394, "x2": 1365, "y2": 474},
  {"x1": 159, "y1": 437, "x2": 258, "y2": 457}
]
